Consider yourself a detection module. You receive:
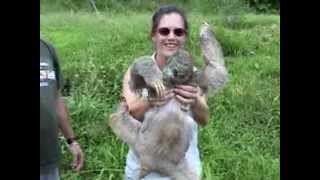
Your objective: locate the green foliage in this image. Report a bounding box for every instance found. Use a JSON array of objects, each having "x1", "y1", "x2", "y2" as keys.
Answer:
[
  {"x1": 243, "y1": 0, "x2": 279, "y2": 13},
  {"x1": 41, "y1": 0, "x2": 277, "y2": 14},
  {"x1": 41, "y1": 11, "x2": 279, "y2": 179}
]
